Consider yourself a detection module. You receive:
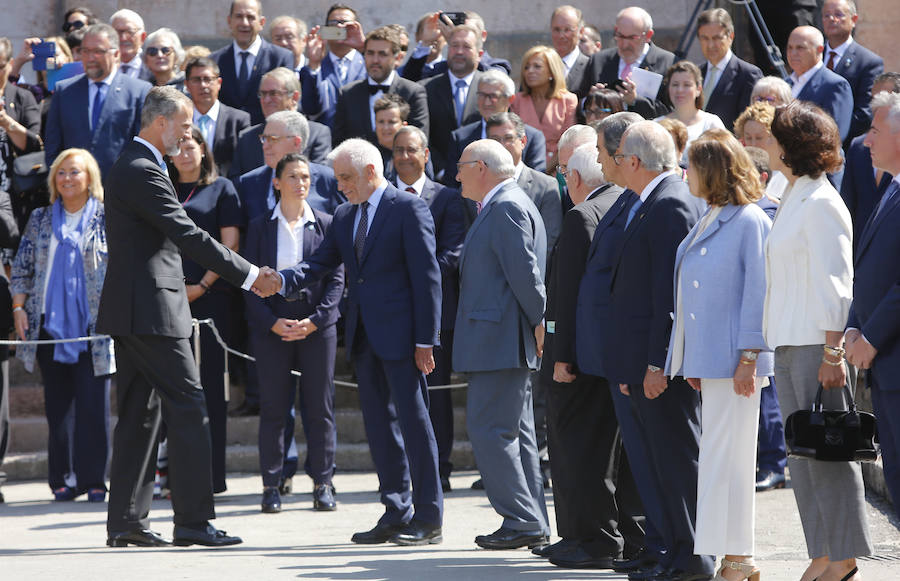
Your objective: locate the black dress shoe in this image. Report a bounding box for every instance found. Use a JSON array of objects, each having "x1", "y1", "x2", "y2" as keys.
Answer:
[
  {"x1": 228, "y1": 401, "x2": 259, "y2": 417},
  {"x1": 628, "y1": 563, "x2": 669, "y2": 581},
  {"x1": 440, "y1": 476, "x2": 452, "y2": 492},
  {"x1": 261, "y1": 487, "x2": 281, "y2": 513},
  {"x1": 474, "y1": 527, "x2": 548, "y2": 550},
  {"x1": 549, "y1": 546, "x2": 616, "y2": 569},
  {"x1": 107, "y1": 529, "x2": 172, "y2": 547},
  {"x1": 755, "y1": 470, "x2": 786, "y2": 492},
  {"x1": 614, "y1": 548, "x2": 655, "y2": 572},
  {"x1": 172, "y1": 524, "x2": 242, "y2": 547},
  {"x1": 390, "y1": 521, "x2": 443, "y2": 545},
  {"x1": 471, "y1": 477, "x2": 484, "y2": 490},
  {"x1": 350, "y1": 522, "x2": 405, "y2": 544},
  {"x1": 278, "y1": 477, "x2": 292, "y2": 495},
  {"x1": 532, "y1": 537, "x2": 577, "y2": 557},
  {"x1": 313, "y1": 484, "x2": 336, "y2": 511}
]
